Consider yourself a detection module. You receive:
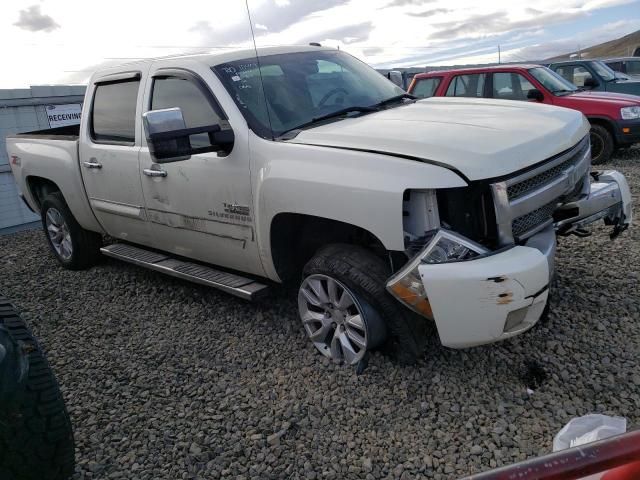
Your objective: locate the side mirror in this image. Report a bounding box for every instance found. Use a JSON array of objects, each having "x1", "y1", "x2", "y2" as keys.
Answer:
[
  {"x1": 583, "y1": 77, "x2": 599, "y2": 89},
  {"x1": 142, "y1": 107, "x2": 234, "y2": 163},
  {"x1": 526, "y1": 88, "x2": 544, "y2": 102}
]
